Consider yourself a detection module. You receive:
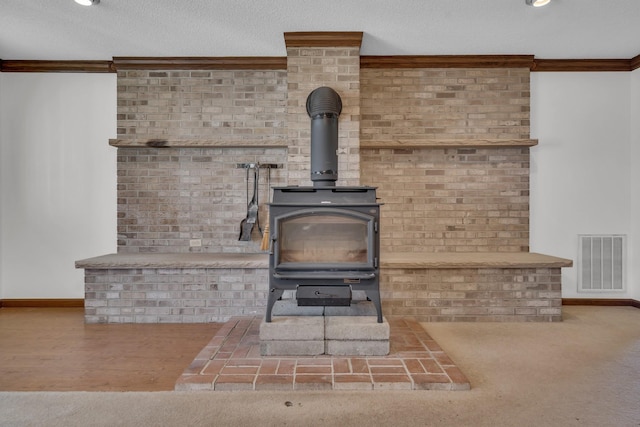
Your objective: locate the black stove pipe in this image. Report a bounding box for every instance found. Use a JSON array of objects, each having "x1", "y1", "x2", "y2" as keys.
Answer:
[{"x1": 306, "y1": 87, "x2": 342, "y2": 188}]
